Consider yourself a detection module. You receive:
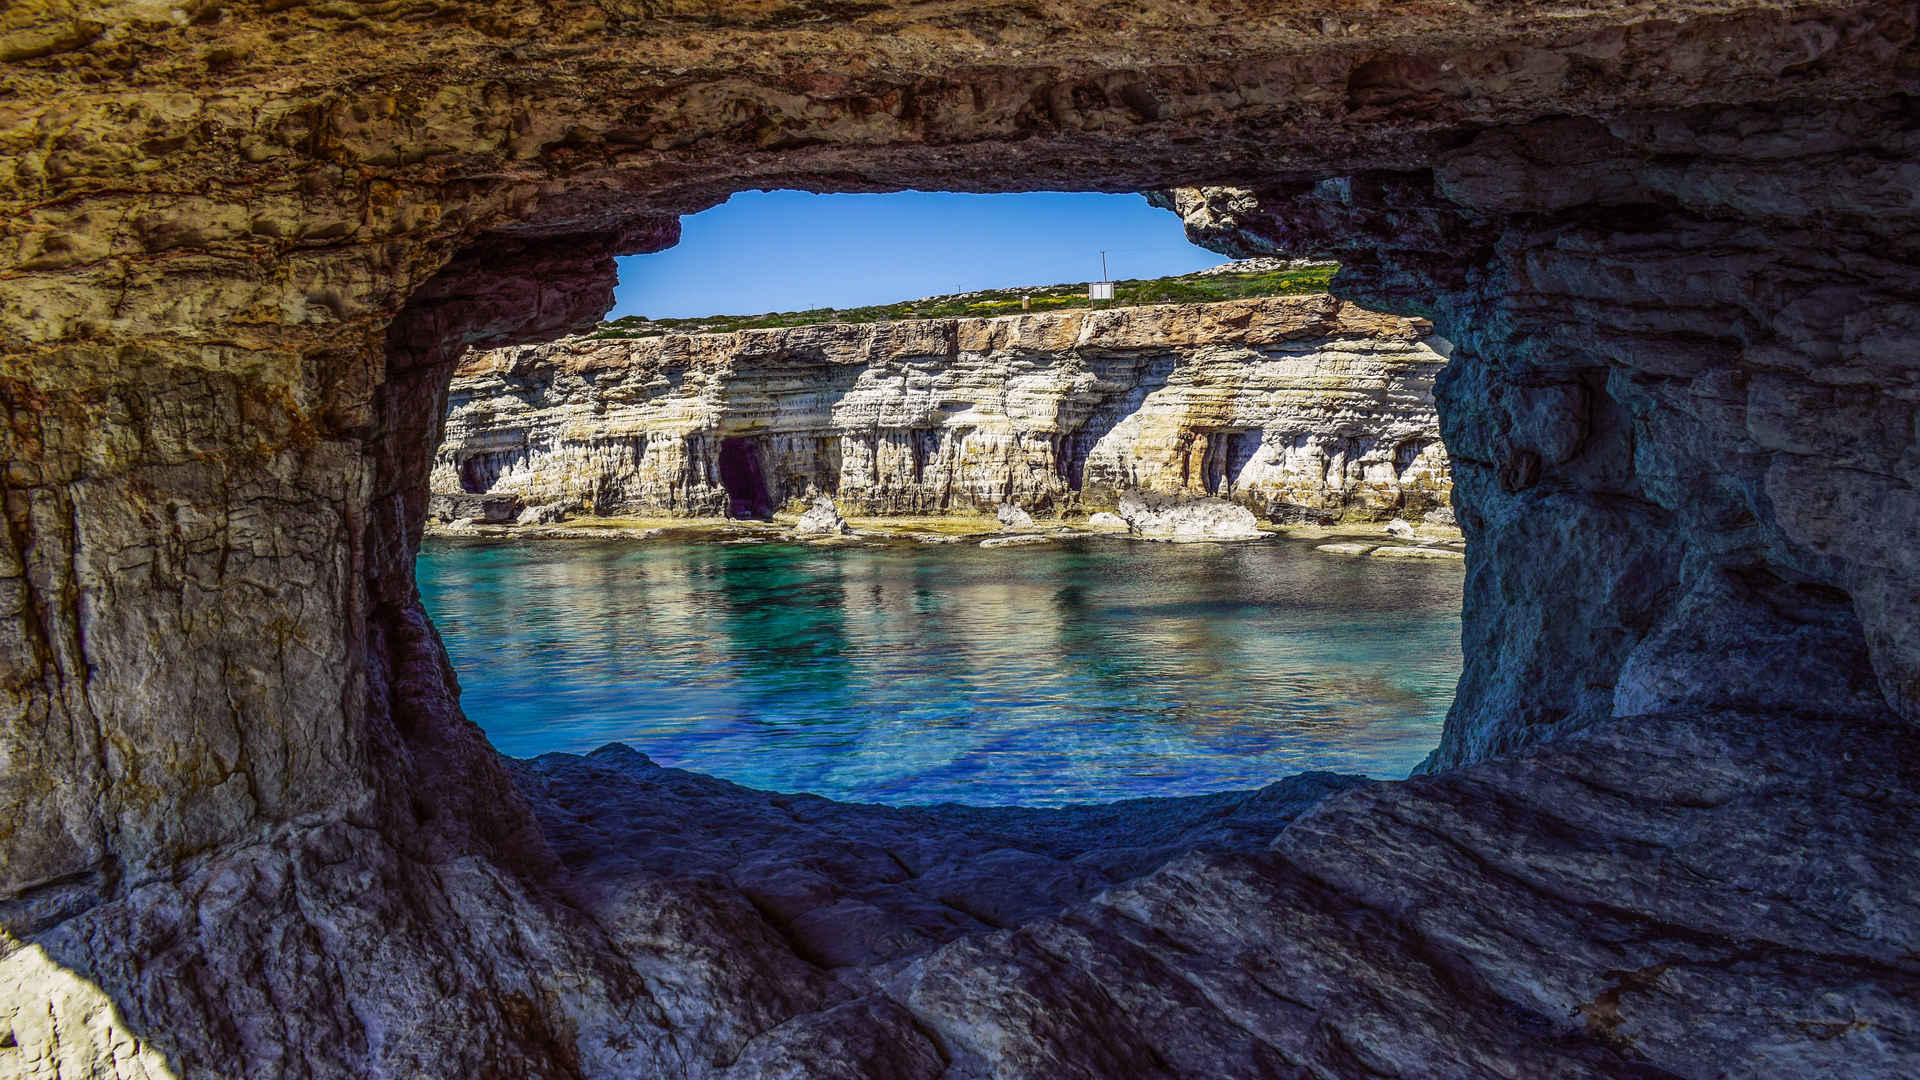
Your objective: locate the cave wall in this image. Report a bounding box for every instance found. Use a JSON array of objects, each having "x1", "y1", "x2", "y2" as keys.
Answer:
[
  {"x1": 1, "y1": 0, "x2": 1916, "y2": 1076},
  {"x1": 1156, "y1": 94, "x2": 1920, "y2": 768},
  {"x1": 433, "y1": 295, "x2": 1450, "y2": 522}
]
